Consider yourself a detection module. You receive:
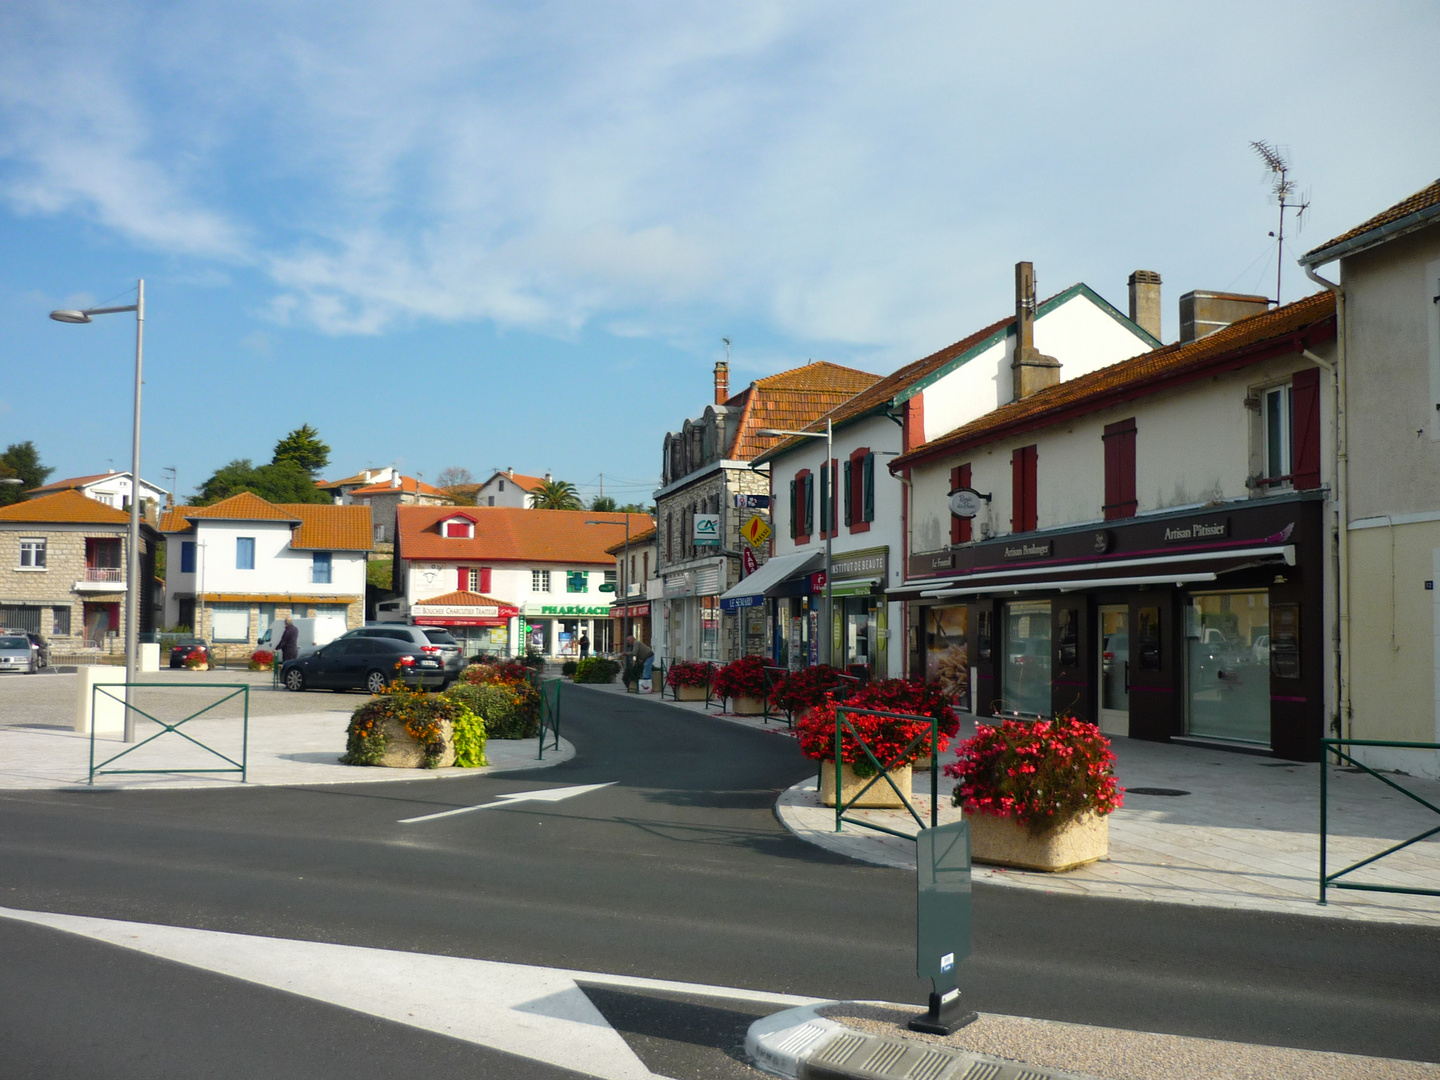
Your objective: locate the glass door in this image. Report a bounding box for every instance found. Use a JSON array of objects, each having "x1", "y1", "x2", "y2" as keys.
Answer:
[
  {"x1": 1185, "y1": 590, "x2": 1271, "y2": 745},
  {"x1": 1098, "y1": 604, "x2": 1130, "y2": 736}
]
